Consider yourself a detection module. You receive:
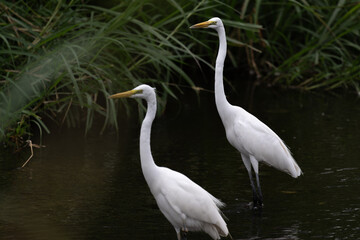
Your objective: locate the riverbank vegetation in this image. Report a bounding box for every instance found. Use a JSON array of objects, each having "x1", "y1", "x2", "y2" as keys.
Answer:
[{"x1": 1, "y1": 0, "x2": 359, "y2": 149}]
